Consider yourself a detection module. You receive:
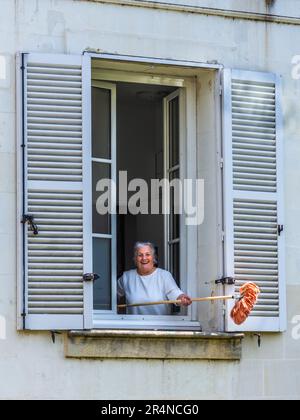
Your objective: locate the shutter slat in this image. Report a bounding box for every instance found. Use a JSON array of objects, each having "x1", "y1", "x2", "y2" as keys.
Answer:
[
  {"x1": 29, "y1": 309, "x2": 83, "y2": 314},
  {"x1": 28, "y1": 130, "x2": 81, "y2": 137},
  {"x1": 28, "y1": 104, "x2": 82, "y2": 112},
  {"x1": 28, "y1": 117, "x2": 82, "y2": 124},
  {"x1": 28, "y1": 112, "x2": 81, "y2": 118},
  {"x1": 28, "y1": 122, "x2": 82, "y2": 129},
  {"x1": 28, "y1": 149, "x2": 82, "y2": 156},
  {"x1": 29, "y1": 257, "x2": 83, "y2": 262},
  {"x1": 28, "y1": 175, "x2": 82, "y2": 181},
  {"x1": 29, "y1": 276, "x2": 83, "y2": 281},
  {"x1": 27, "y1": 64, "x2": 81, "y2": 73},
  {"x1": 28, "y1": 83, "x2": 82, "y2": 90},
  {"x1": 28, "y1": 138, "x2": 82, "y2": 144},
  {"x1": 28, "y1": 99, "x2": 82, "y2": 106},
  {"x1": 232, "y1": 107, "x2": 275, "y2": 117},
  {"x1": 233, "y1": 114, "x2": 276, "y2": 123},
  {"x1": 28, "y1": 156, "x2": 82, "y2": 162},
  {"x1": 29, "y1": 295, "x2": 83, "y2": 300},
  {"x1": 29, "y1": 283, "x2": 83, "y2": 288},
  {"x1": 27, "y1": 73, "x2": 81, "y2": 81}
]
